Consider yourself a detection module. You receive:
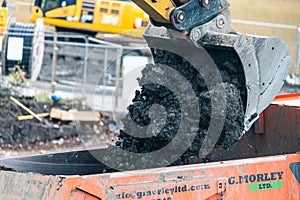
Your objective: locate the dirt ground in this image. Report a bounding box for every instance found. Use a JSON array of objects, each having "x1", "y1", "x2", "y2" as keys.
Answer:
[
  {"x1": 0, "y1": 69, "x2": 298, "y2": 165},
  {"x1": 0, "y1": 76, "x2": 121, "y2": 158}
]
